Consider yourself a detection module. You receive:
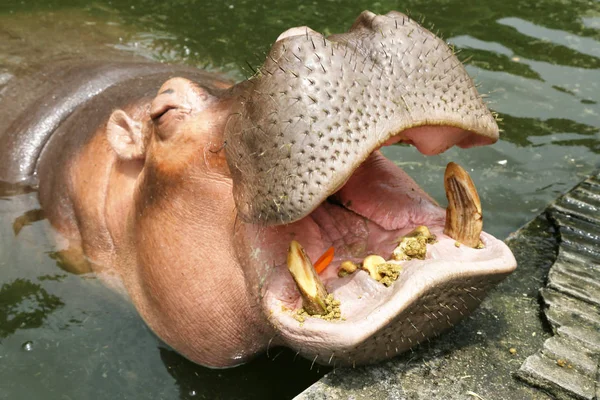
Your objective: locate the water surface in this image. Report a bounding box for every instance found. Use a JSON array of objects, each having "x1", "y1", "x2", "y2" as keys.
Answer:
[{"x1": 0, "y1": 0, "x2": 598, "y2": 399}]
